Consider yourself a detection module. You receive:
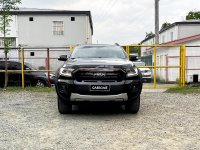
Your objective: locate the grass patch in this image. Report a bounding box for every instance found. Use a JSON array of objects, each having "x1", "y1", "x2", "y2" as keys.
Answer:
[
  {"x1": 166, "y1": 86, "x2": 200, "y2": 94},
  {"x1": 0, "y1": 86, "x2": 56, "y2": 93}
]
